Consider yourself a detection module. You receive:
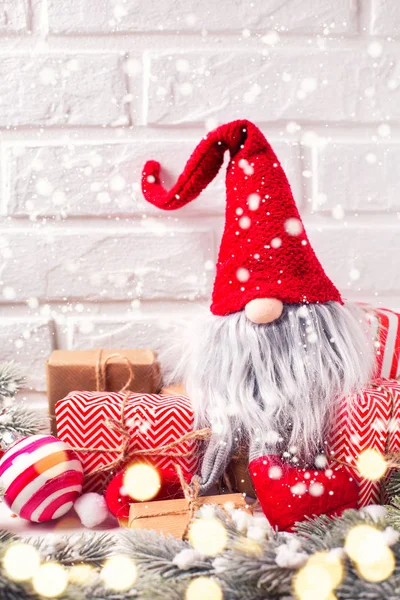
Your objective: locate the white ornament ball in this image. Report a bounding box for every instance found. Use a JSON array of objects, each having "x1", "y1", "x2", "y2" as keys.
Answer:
[
  {"x1": 74, "y1": 493, "x2": 109, "y2": 528},
  {"x1": 0, "y1": 434, "x2": 83, "y2": 522},
  {"x1": 245, "y1": 298, "x2": 284, "y2": 324}
]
